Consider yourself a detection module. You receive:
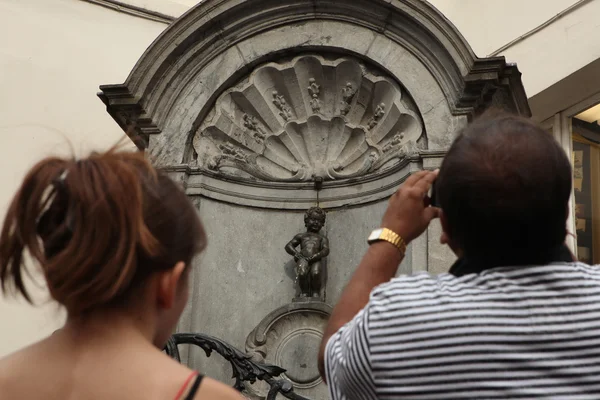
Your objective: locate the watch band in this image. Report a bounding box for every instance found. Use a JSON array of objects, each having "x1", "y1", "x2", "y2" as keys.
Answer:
[{"x1": 368, "y1": 228, "x2": 407, "y2": 253}]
